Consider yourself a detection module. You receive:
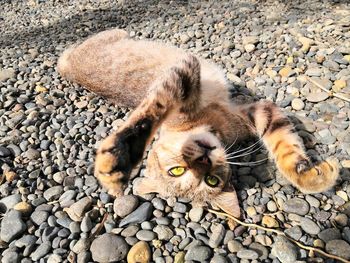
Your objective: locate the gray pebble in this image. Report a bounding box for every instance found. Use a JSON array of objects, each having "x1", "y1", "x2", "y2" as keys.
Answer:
[
  {"x1": 283, "y1": 198, "x2": 310, "y2": 215},
  {"x1": 119, "y1": 202, "x2": 153, "y2": 227},
  {"x1": 236, "y1": 249, "x2": 259, "y2": 260},
  {"x1": 185, "y1": 245, "x2": 212, "y2": 261},
  {"x1": 136, "y1": 230, "x2": 156, "y2": 241},
  {"x1": 90, "y1": 234, "x2": 129, "y2": 262},
  {"x1": 209, "y1": 223, "x2": 225, "y2": 248},
  {"x1": 271, "y1": 236, "x2": 297, "y2": 263},
  {"x1": 0, "y1": 210, "x2": 26, "y2": 242},
  {"x1": 30, "y1": 243, "x2": 51, "y2": 261},
  {"x1": 154, "y1": 225, "x2": 174, "y2": 241},
  {"x1": 113, "y1": 195, "x2": 139, "y2": 218},
  {"x1": 325, "y1": 239, "x2": 350, "y2": 260}
]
